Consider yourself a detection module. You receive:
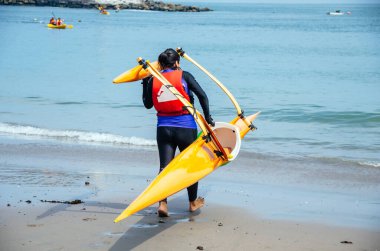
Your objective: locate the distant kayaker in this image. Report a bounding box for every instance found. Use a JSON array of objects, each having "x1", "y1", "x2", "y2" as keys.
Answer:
[
  {"x1": 56, "y1": 18, "x2": 62, "y2": 26},
  {"x1": 49, "y1": 17, "x2": 56, "y2": 25},
  {"x1": 142, "y1": 48, "x2": 214, "y2": 217}
]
